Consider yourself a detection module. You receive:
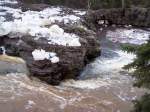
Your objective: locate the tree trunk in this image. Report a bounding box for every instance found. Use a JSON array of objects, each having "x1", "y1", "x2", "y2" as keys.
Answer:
[{"x1": 122, "y1": 0, "x2": 125, "y2": 8}]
